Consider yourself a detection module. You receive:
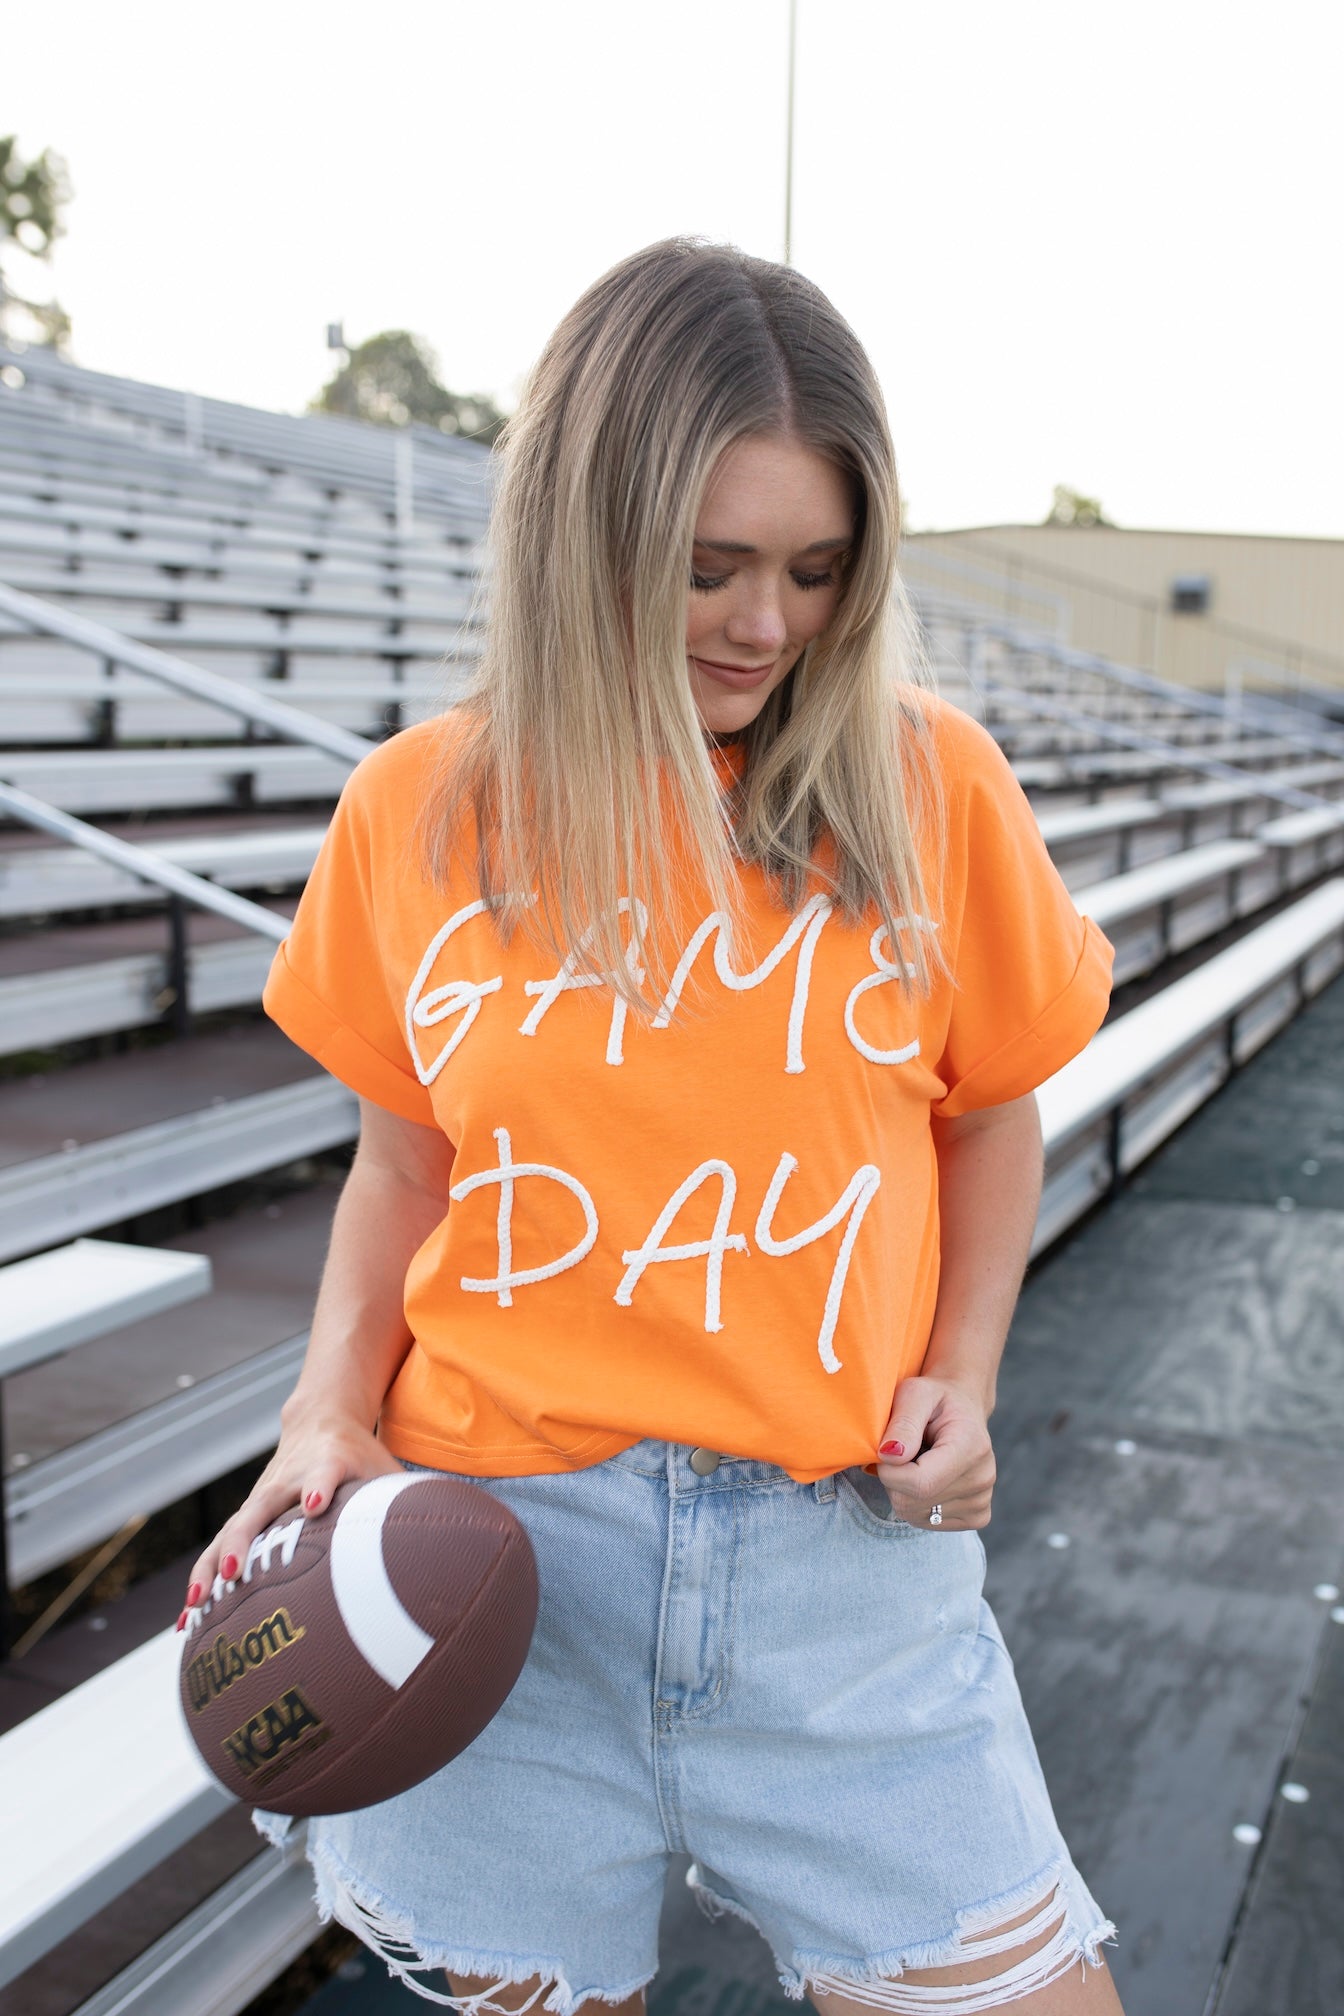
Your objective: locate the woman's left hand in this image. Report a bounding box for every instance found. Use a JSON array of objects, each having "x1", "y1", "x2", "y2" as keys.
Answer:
[{"x1": 873, "y1": 1376, "x2": 997, "y2": 1530}]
